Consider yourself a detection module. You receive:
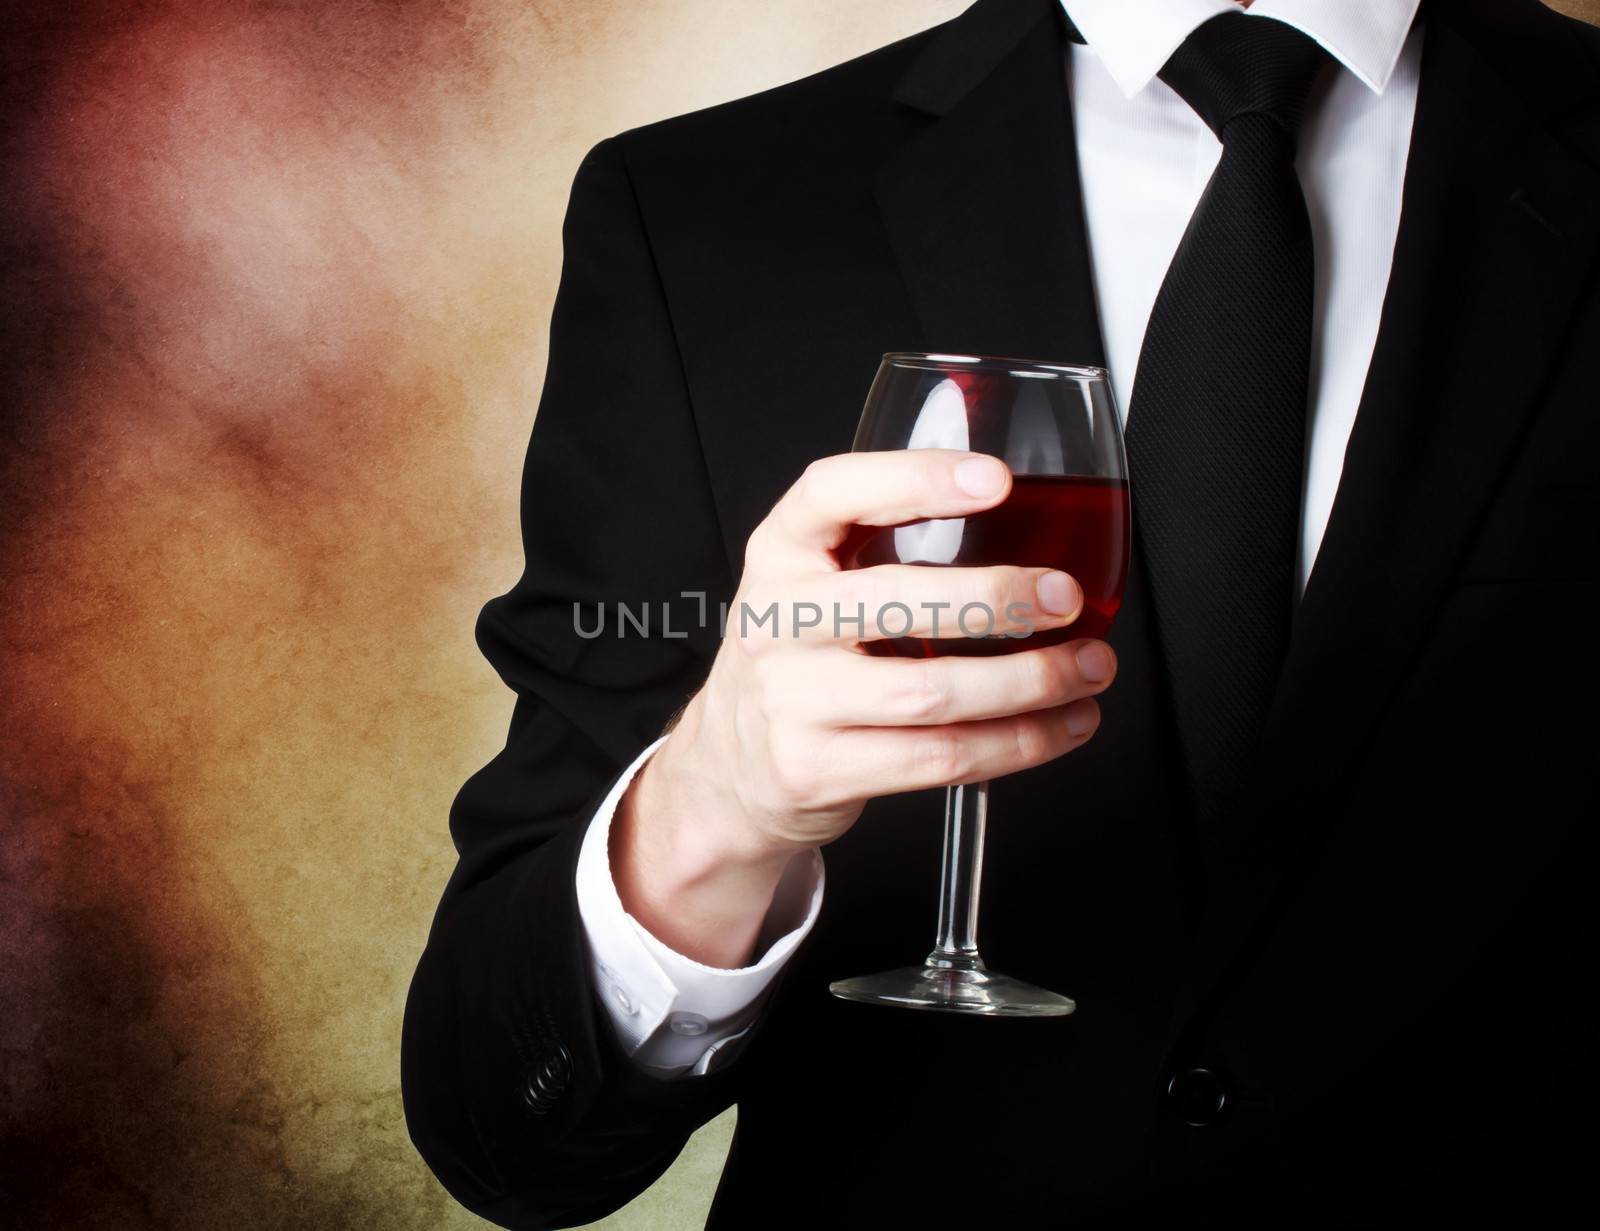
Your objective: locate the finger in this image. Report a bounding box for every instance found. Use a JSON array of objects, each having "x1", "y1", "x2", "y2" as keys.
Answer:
[
  {"x1": 808, "y1": 563, "x2": 1082, "y2": 644},
  {"x1": 760, "y1": 450, "x2": 1012, "y2": 557},
  {"x1": 824, "y1": 700, "x2": 1103, "y2": 799},
  {"x1": 817, "y1": 640, "x2": 1117, "y2": 727}
]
